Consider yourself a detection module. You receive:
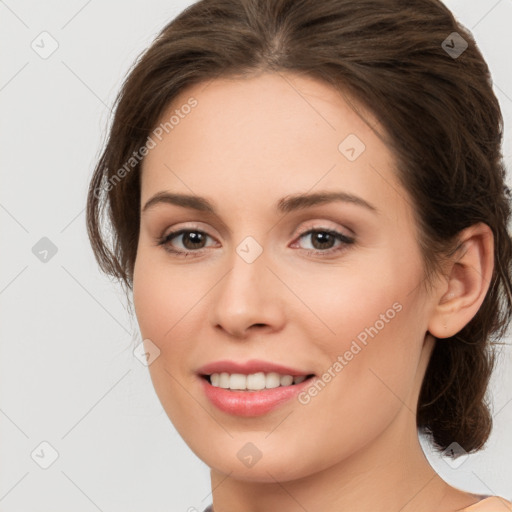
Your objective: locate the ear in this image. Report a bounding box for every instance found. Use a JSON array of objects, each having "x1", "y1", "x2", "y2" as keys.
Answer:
[{"x1": 428, "y1": 222, "x2": 494, "y2": 339}]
